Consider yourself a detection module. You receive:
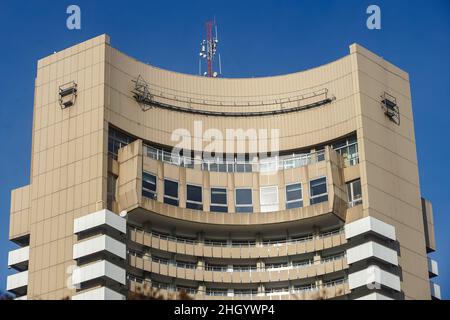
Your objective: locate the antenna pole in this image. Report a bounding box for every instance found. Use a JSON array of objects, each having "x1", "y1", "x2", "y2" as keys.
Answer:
[
  {"x1": 206, "y1": 21, "x2": 213, "y2": 77},
  {"x1": 199, "y1": 19, "x2": 220, "y2": 77}
]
